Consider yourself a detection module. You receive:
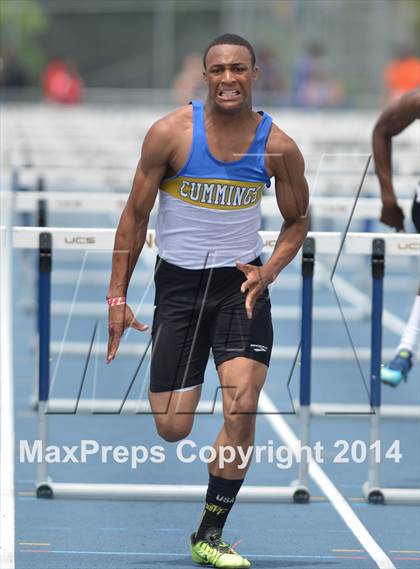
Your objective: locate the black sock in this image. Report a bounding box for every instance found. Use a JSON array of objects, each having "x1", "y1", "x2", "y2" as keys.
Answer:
[{"x1": 195, "y1": 473, "x2": 244, "y2": 541}]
